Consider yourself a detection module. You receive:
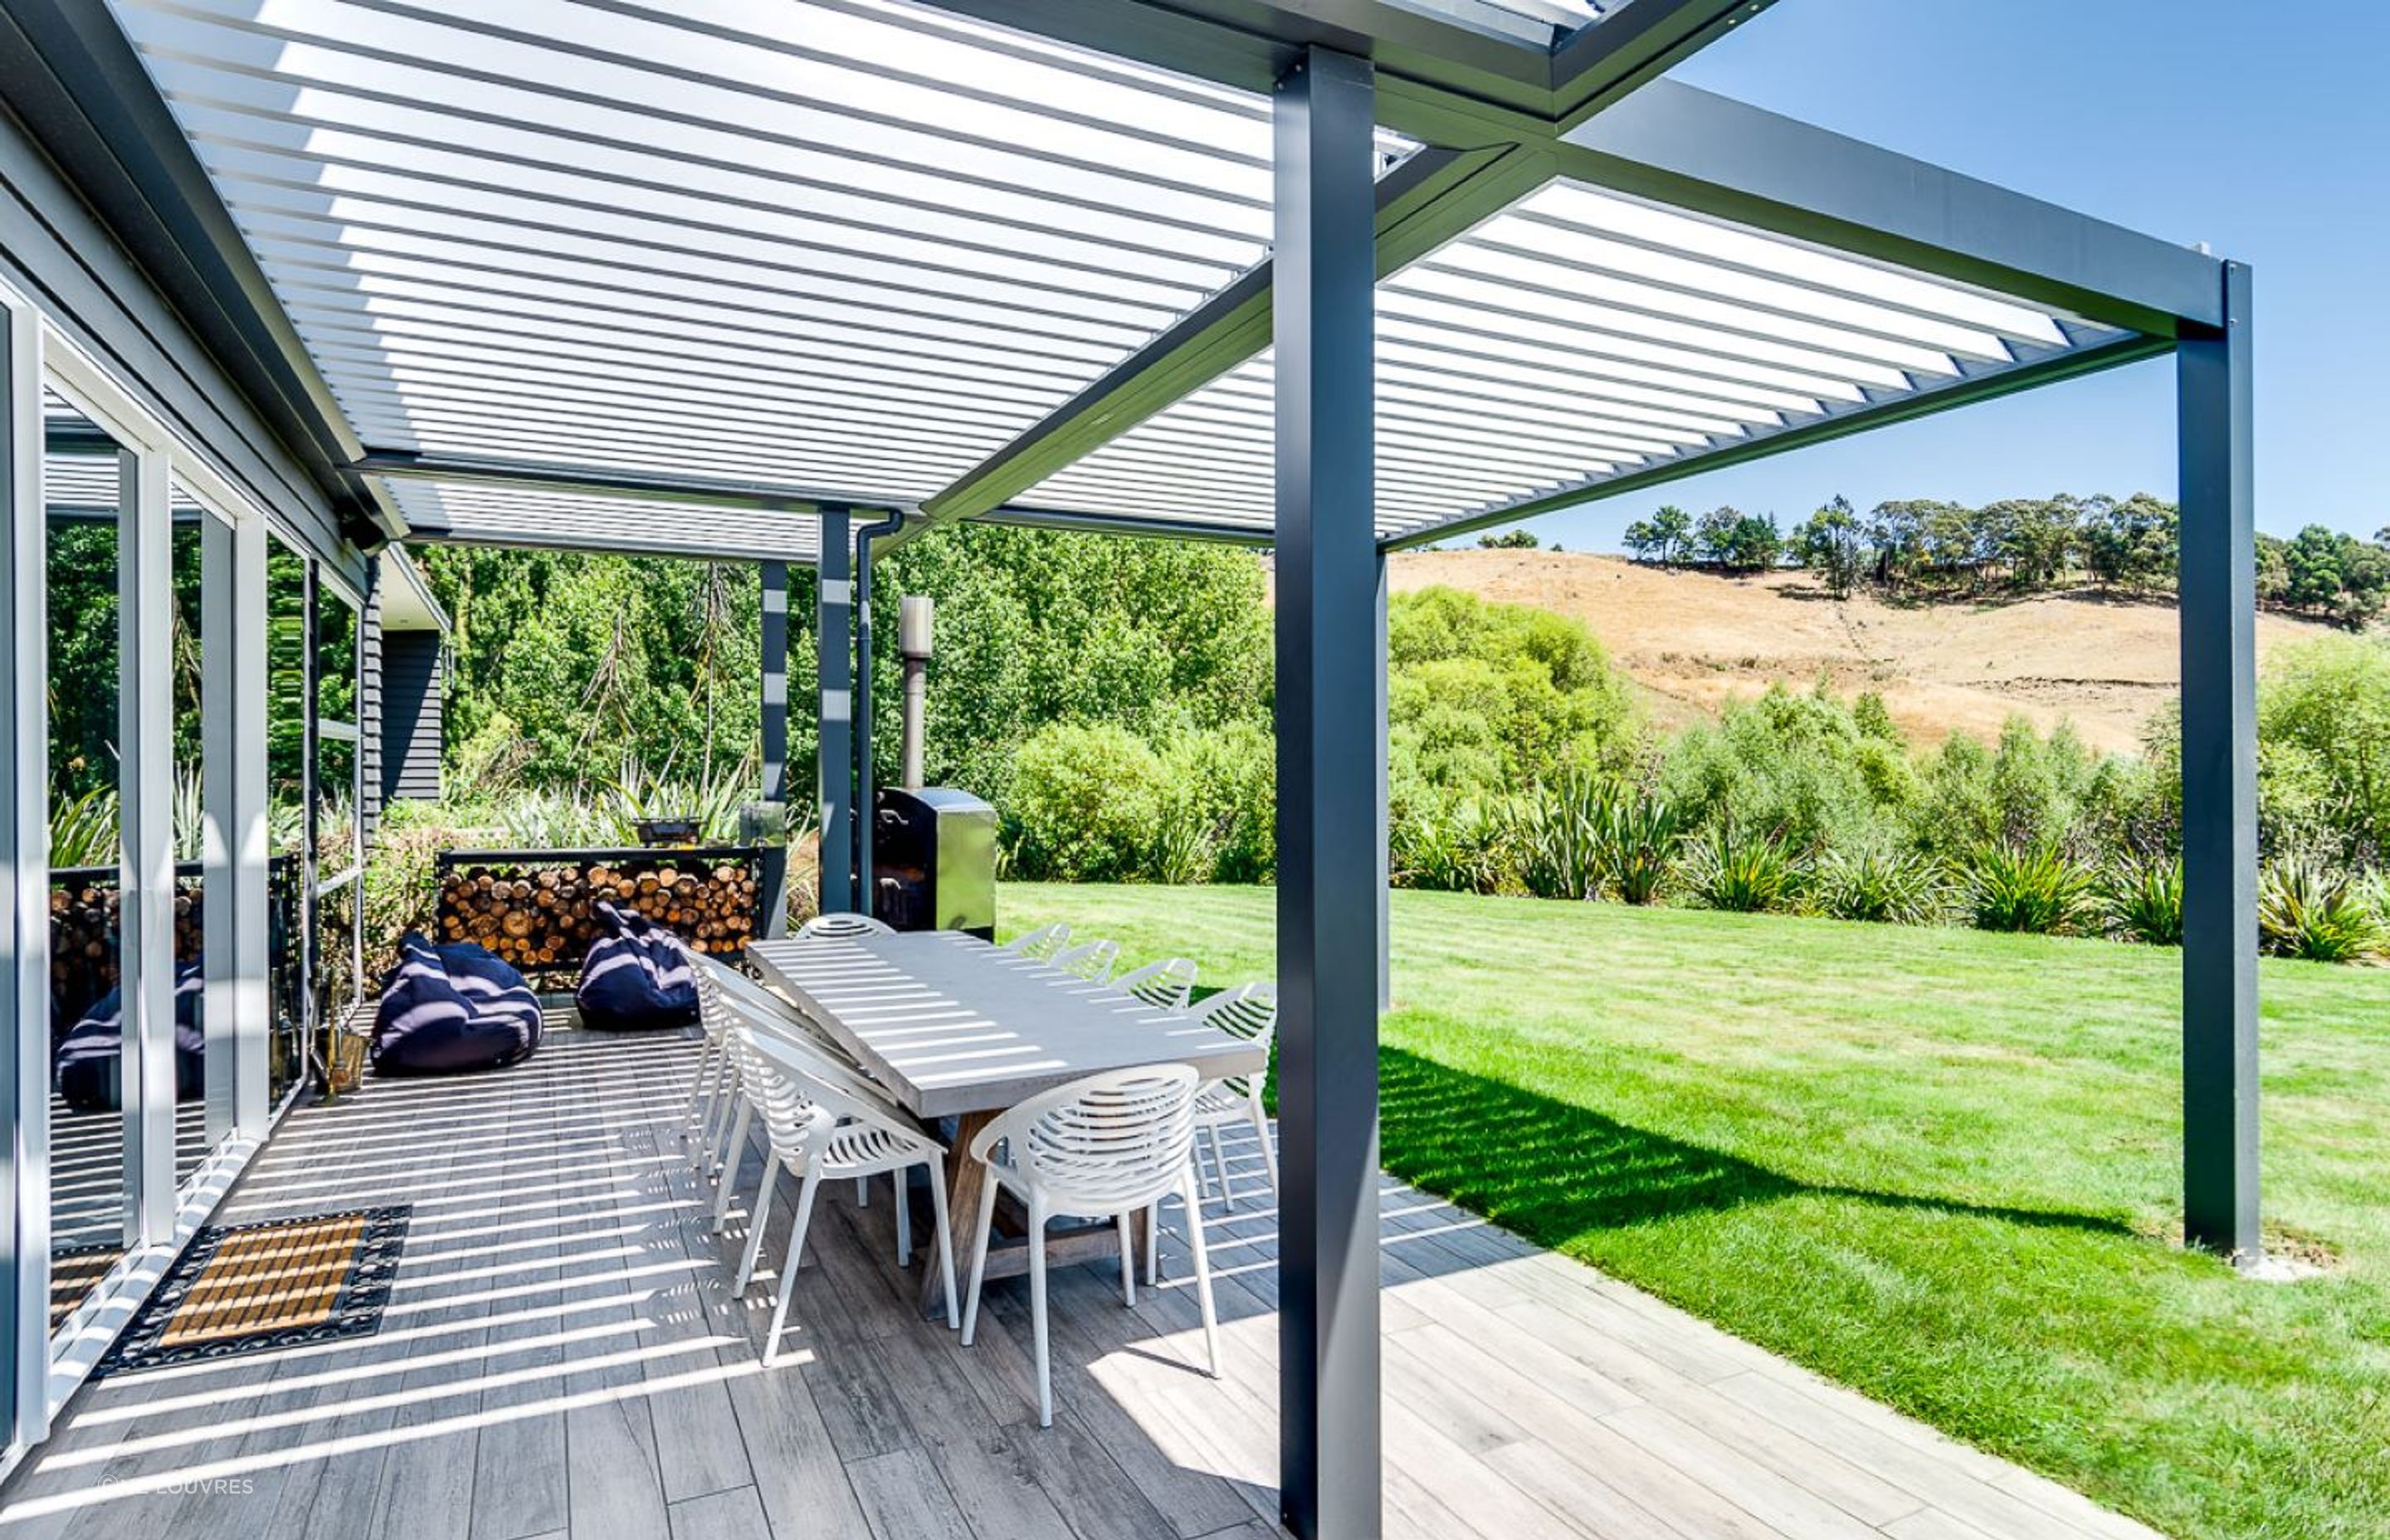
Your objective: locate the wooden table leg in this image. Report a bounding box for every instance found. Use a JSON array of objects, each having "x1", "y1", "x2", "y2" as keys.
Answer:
[{"x1": 924, "y1": 1109, "x2": 995, "y2": 1315}]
